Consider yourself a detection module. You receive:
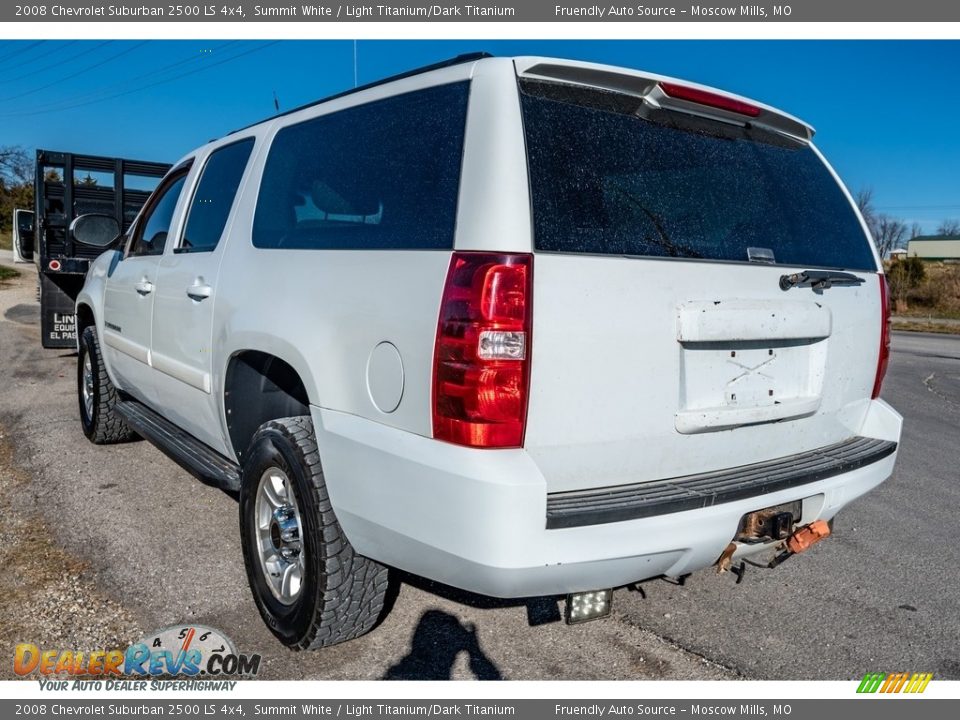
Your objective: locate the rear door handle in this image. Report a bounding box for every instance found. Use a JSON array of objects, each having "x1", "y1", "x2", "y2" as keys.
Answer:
[
  {"x1": 187, "y1": 283, "x2": 212, "y2": 301},
  {"x1": 134, "y1": 280, "x2": 154, "y2": 296}
]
